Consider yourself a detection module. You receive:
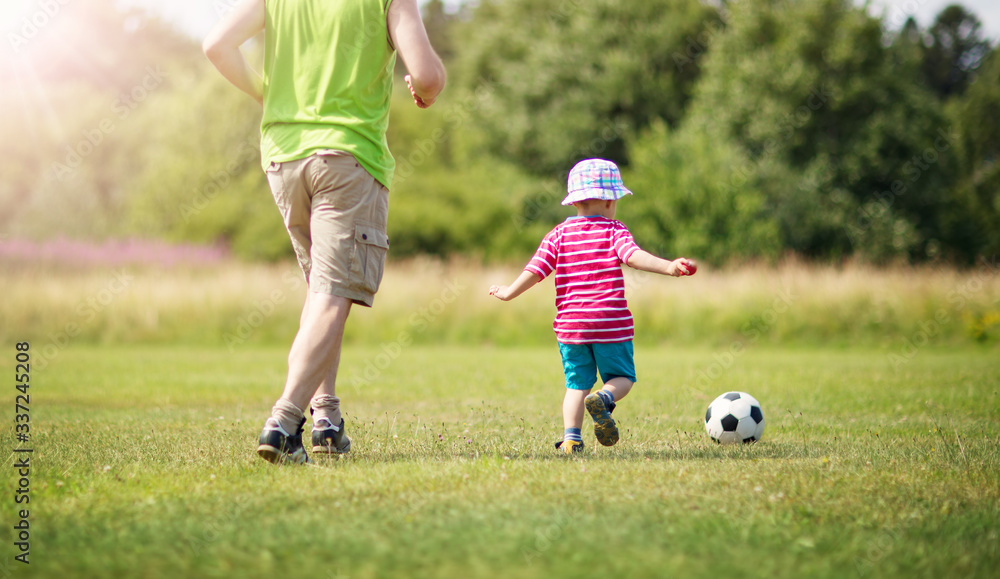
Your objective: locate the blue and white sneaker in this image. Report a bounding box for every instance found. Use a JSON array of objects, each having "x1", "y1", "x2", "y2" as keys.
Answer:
[
  {"x1": 257, "y1": 417, "x2": 310, "y2": 465},
  {"x1": 311, "y1": 417, "x2": 351, "y2": 454}
]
